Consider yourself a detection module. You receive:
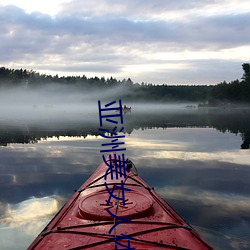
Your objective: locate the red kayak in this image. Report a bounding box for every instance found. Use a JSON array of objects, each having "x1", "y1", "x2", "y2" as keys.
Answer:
[{"x1": 28, "y1": 153, "x2": 213, "y2": 249}]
